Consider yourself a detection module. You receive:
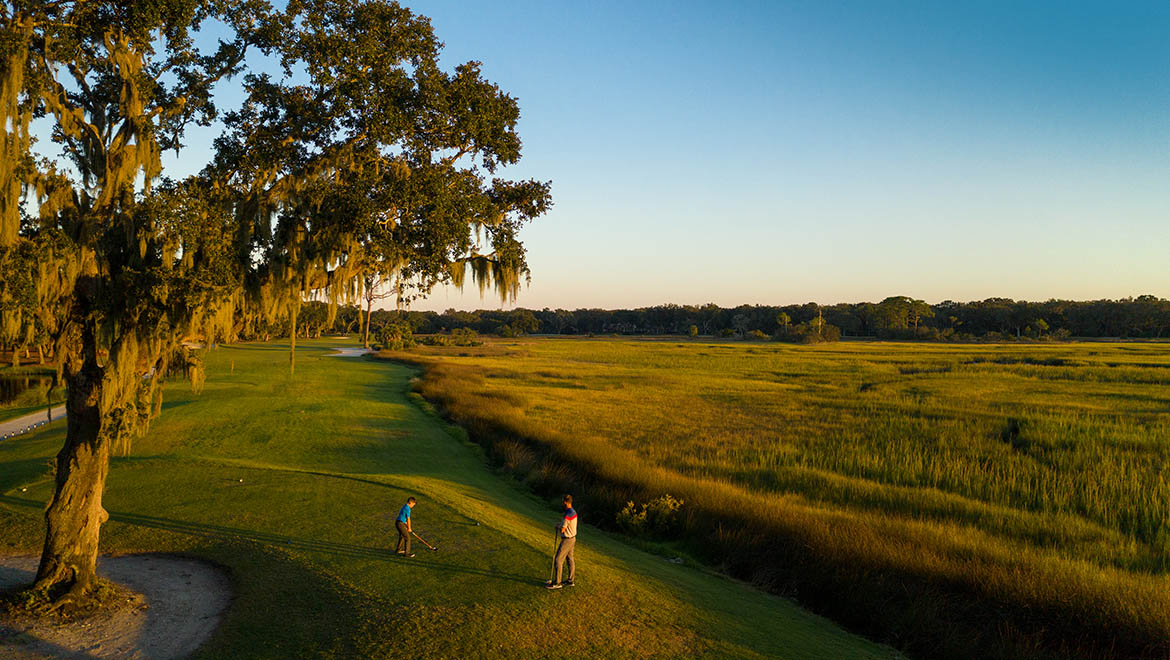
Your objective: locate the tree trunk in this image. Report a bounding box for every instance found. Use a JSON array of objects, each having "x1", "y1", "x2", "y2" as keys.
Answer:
[
  {"x1": 35, "y1": 339, "x2": 108, "y2": 602},
  {"x1": 37, "y1": 344, "x2": 44, "y2": 365},
  {"x1": 363, "y1": 296, "x2": 373, "y2": 348},
  {"x1": 289, "y1": 301, "x2": 298, "y2": 375},
  {"x1": 357, "y1": 304, "x2": 365, "y2": 347}
]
